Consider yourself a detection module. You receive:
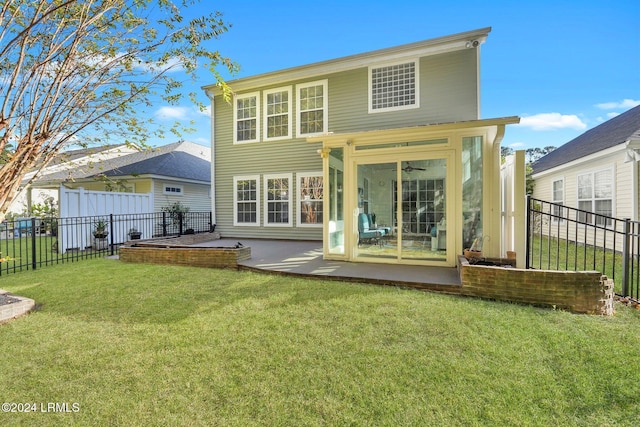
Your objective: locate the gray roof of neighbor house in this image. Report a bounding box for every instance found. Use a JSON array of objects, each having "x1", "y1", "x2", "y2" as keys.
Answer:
[
  {"x1": 31, "y1": 141, "x2": 211, "y2": 185},
  {"x1": 532, "y1": 104, "x2": 640, "y2": 174}
]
